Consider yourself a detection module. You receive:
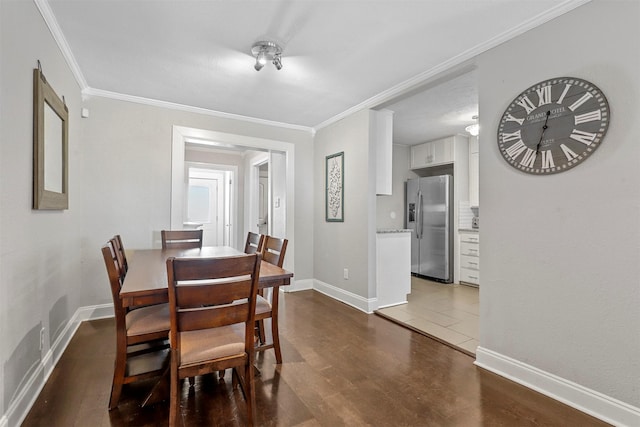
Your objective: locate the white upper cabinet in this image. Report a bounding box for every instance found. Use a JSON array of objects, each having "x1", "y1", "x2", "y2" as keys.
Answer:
[
  {"x1": 410, "y1": 136, "x2": 455, "y2": 169},
  {"x1": 374, "y1": 109, "x2": 394, "y2": 195}
]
